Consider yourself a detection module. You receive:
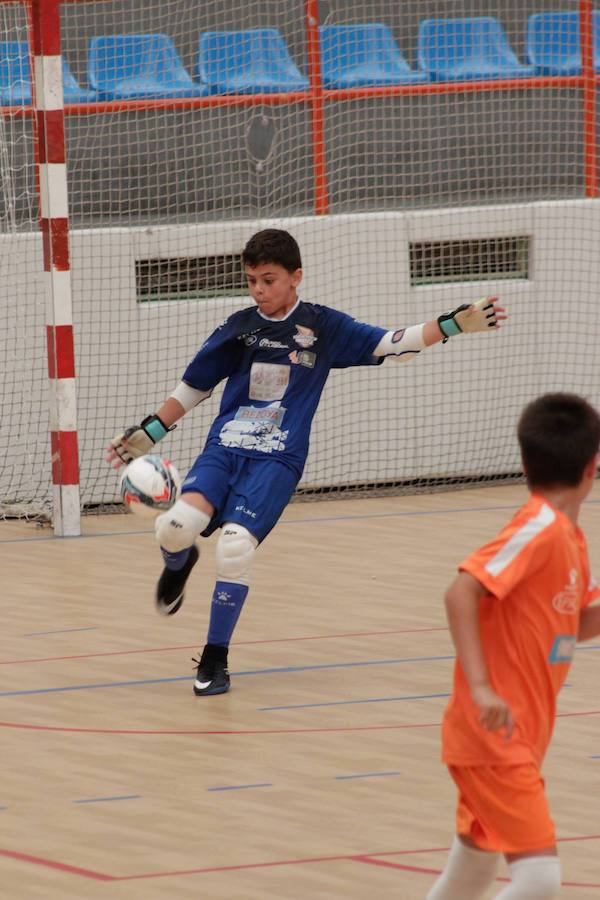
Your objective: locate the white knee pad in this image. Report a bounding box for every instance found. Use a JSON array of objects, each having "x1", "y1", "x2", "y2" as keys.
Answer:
[
  {"x1": 495, "y1": 856, "x2": 561, "y2": 899},
  {"x1": 215, "y1": 523, "x2": 258, "y2": 585},
  {"x1": 155, "y1": 500, "x2": 210, "y2": 552}
]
